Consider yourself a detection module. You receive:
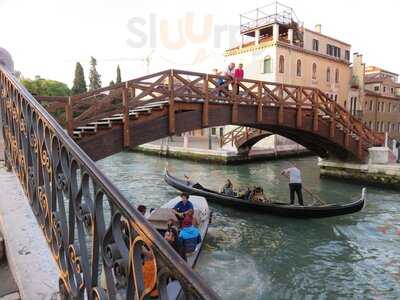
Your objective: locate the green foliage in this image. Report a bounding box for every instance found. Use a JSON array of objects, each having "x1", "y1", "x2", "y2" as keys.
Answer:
[
  {"x1": 109, "y1": 80, "x2": 115, "y2": 86},
  {"x1": 21, "y1": 76, "x2": 70, "y2": 96},
  {"x1": 116, "y1": 65, "x2": 122, "y2": 84},
  {"x1": 71, "y1": 62, "x2": 87, "y2": 95},
  {"x1": 89, "y1": 56, "x2": 101, "y2": 91}
]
